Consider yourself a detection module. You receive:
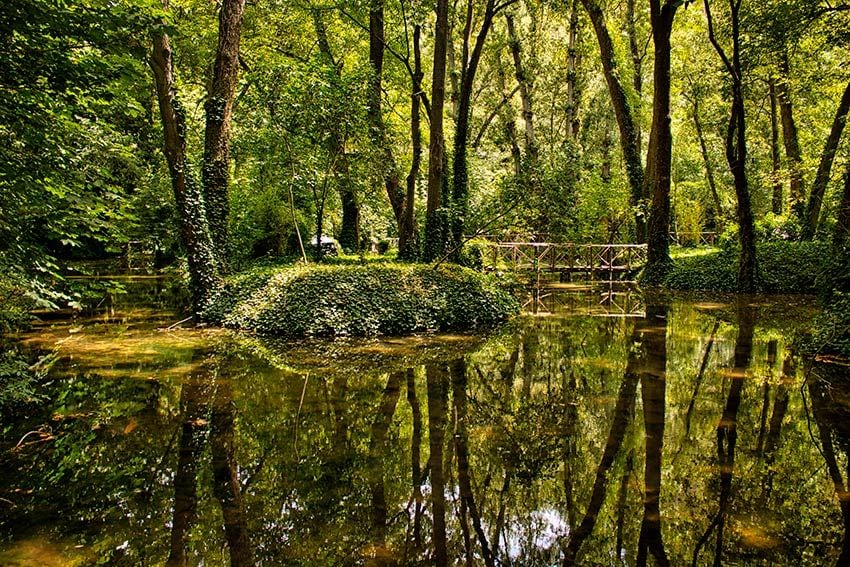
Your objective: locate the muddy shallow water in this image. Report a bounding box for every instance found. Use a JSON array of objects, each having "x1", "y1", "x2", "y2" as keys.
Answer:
[{"x1": 1, "y1": 280, "x2": 848, "y2": 566}]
